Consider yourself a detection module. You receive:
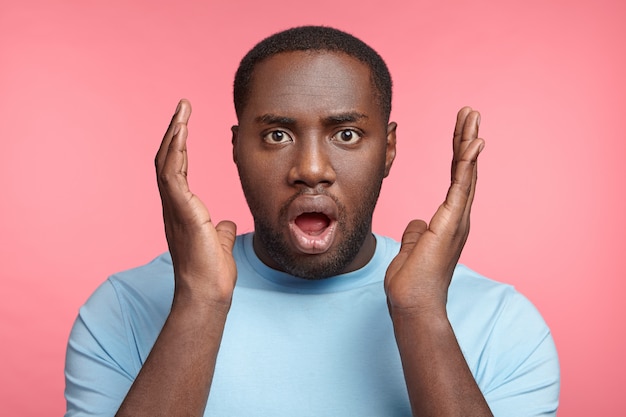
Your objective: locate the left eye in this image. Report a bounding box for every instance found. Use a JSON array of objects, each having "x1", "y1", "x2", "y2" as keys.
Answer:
[{"x1": 332, "y1": 129, "x2": 362, "y2": 144}]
